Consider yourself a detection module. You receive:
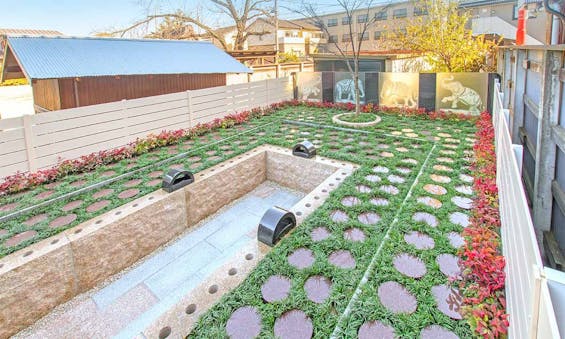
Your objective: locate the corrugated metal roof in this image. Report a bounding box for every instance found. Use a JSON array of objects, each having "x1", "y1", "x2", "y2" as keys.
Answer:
[{"x1": 7, "y1": 36, "x2": 252, "y2": 79}]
